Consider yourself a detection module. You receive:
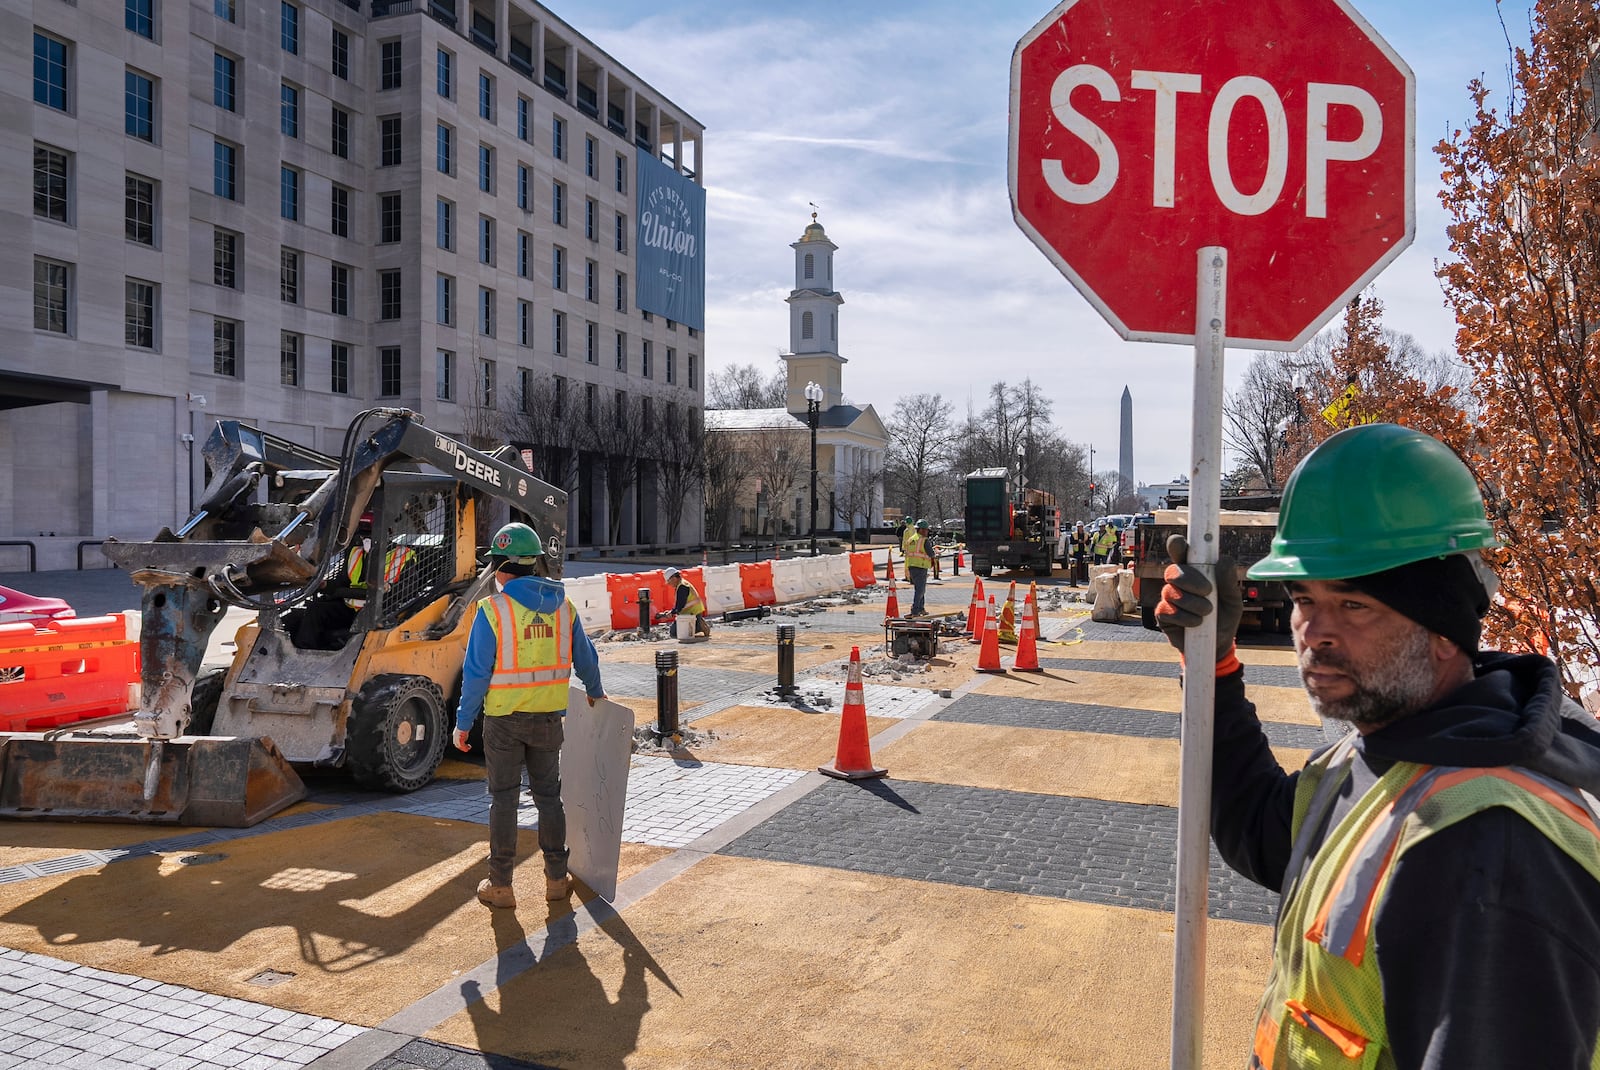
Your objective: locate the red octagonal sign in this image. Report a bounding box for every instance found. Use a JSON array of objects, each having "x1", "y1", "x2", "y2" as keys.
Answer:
[{"x1": 1009, "y1": 0, "x2": 1414, "y2": 350}]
